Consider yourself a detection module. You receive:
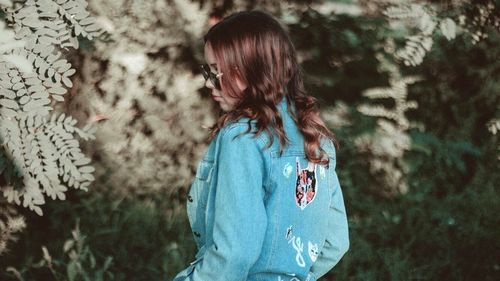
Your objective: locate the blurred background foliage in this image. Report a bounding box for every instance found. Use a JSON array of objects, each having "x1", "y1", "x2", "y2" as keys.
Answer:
[{"x1": 1, "y1": 0, "x2": 499, "y2": 280}]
